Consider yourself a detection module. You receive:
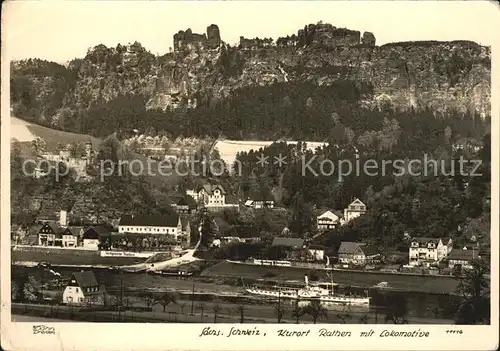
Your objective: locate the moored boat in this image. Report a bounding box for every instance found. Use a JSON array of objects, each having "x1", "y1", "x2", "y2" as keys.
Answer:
[{"x1": 245, "y1": 273, "x2": 370, "y2": 306}]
